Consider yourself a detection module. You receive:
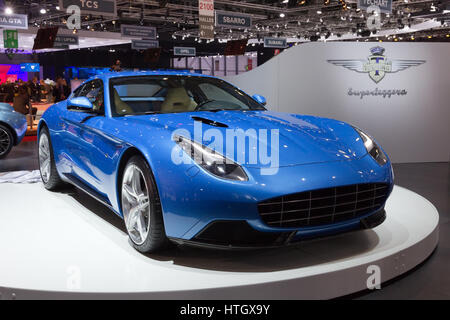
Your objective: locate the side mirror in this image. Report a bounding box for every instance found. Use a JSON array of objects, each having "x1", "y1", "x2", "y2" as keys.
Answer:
[
  {"x1": 67, "y1": 97, "x2": 94, "y2": 112},
  {"x1": 252, "y1": 94, "x2": 267, "y2": 106}
]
